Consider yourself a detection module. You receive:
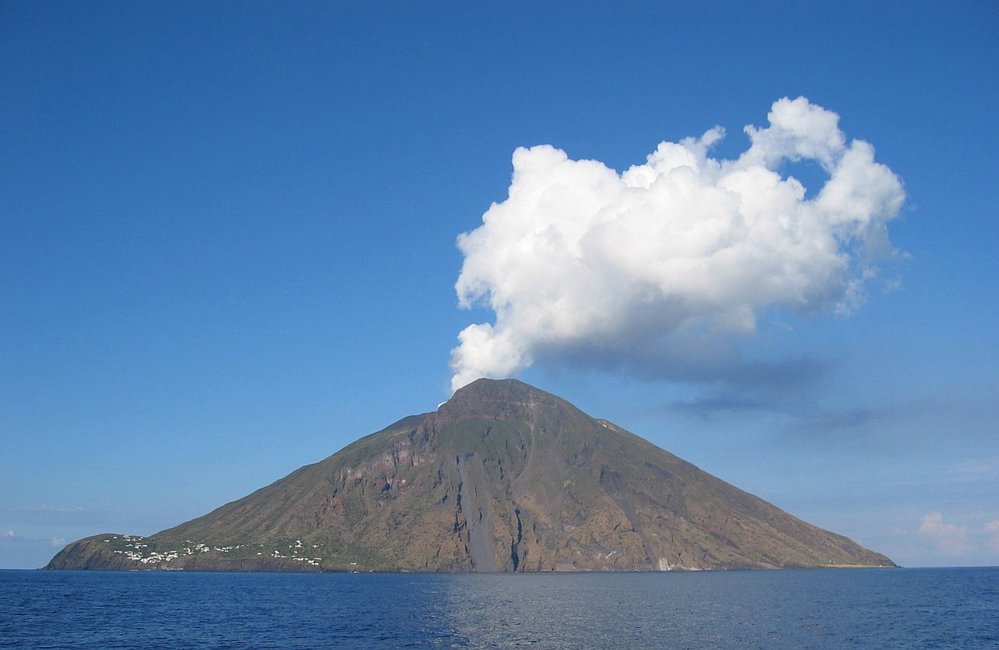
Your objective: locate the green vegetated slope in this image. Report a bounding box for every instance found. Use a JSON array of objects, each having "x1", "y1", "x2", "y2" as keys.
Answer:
[{"x1": 48, "y1": 379, "x2": 894, "y2": 571}]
